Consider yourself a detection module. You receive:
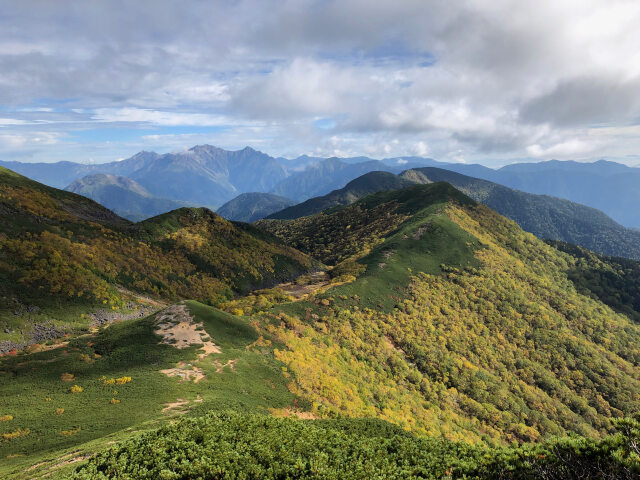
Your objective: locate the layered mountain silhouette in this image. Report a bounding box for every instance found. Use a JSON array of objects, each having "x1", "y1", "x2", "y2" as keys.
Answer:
[
  {"x1": 217, "y1": 192, "x2": 294, "y2": 223},
  {"x1": 2, "y1": 145, "x2": 640, "y2": 228},
  {"x1": 65, "y1": 173, "x2": 186, "y2": 221},
  {"x1": 268, "y1": 171, "x2": 415, "y2": 220},
  {"x1": 265, "y1": 168, "x2": 640, "y2": 260}
]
